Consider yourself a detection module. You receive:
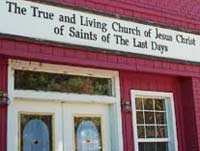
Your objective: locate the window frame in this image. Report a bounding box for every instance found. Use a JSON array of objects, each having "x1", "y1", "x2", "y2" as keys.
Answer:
[
  {"x1": 131, "y1": 90, "x2": 178, "y2": 151},
  {"x1": 8, "y1": 59, "x2": 119, "y2": 104}
]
